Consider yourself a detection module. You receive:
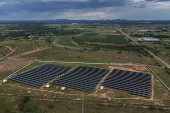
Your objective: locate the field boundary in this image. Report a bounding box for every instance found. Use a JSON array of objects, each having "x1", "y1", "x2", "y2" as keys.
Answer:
[
  {"x1": 0, "y1": 60, "x2": 36, "y2": 83},
  {"x1": 36, "y1": 60, "x2": 146, "y2": 66},
  {"x1": 147, "y1": 66, "x2": 170, "y2": 91}
]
